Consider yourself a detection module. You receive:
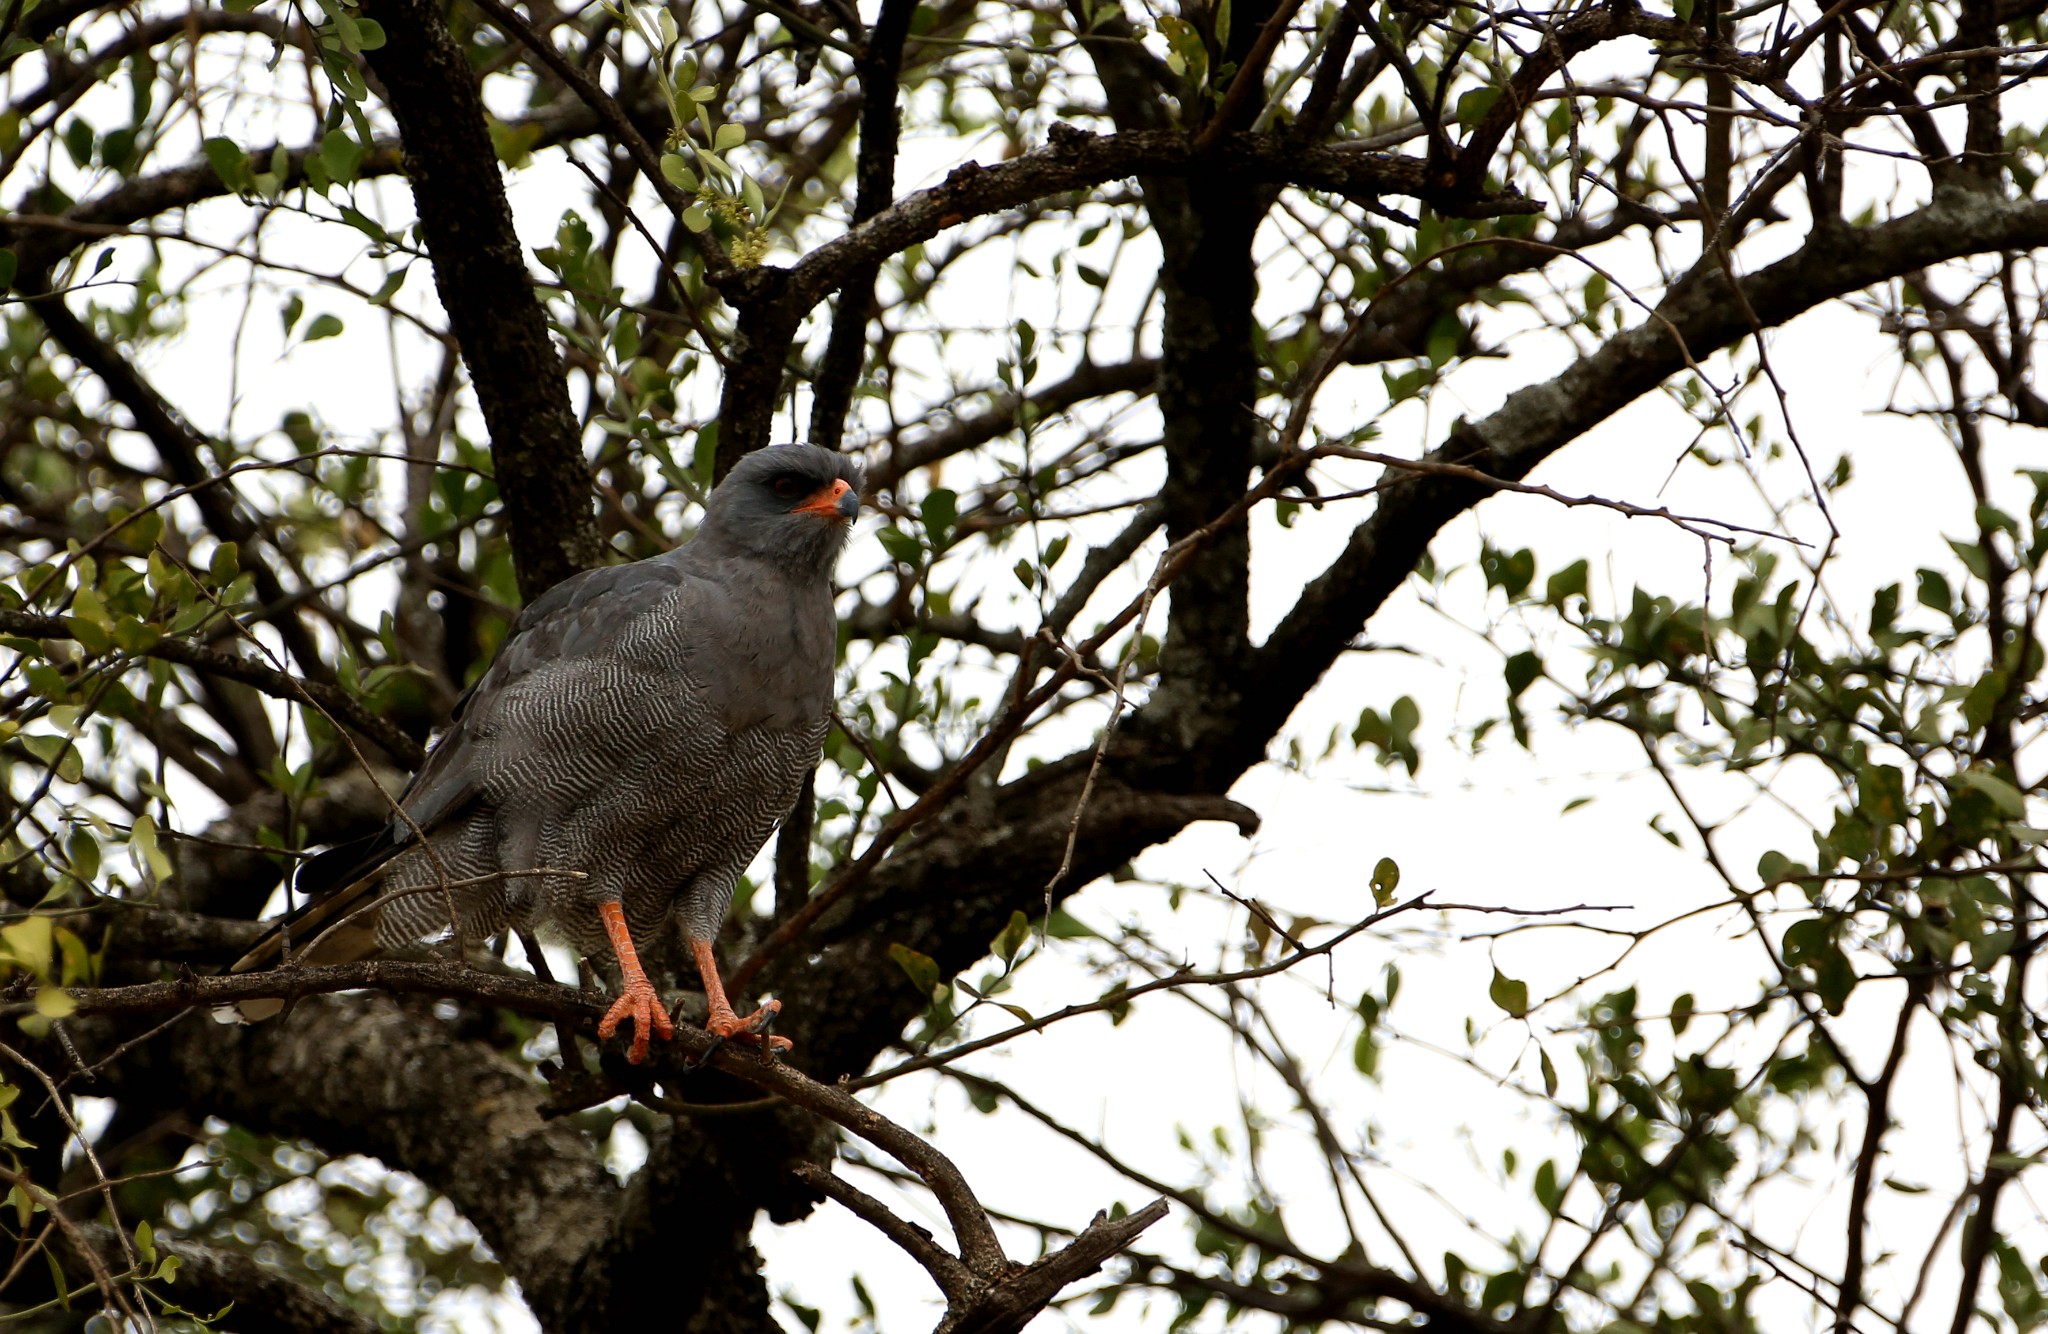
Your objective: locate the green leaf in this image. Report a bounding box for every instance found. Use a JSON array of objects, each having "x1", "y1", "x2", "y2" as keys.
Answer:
[
  {"x1": 920, "y1": 488, "x2": 958, "y2": 552},
  {"x1": 301, "y1": 313, "x2": 345, "y2": 342},
  {"x1": 61, "y1": 118, "x2": 95, "y2": 169},
  {"x1": 0, "y1": 916, "x2": 52, "y2": 975},
  {"x1": 1544, "y1": 559, "x2": 1588, "y2": 607},
  {"x1": 1780, "y1": 916, "x2": 1829, "y2": 966},
  {"x1": 1044, "y1": 907, "x2": 1096, "y2": 939},
  {"x1": 367, "y1": 268, "x2": 407, "y2": 305},
  {"x1": 713, "y1": 122, "x2": 745, "y2": 152},
  {"x1": 209, "y1": 541, "x2": 240, "y2": 585},
  {"x1": 887, "y1": 943, "x2": 941, "y2": 997},
  {"x1": 1915, "y1": 567, "x2": 1953, "y2": 613},
  {"x1": 876, "y1": 525, "x2": 922, "y2": 567},
  {"x1": 65, "y1": 826, "x2": 99, "y2": 885},
  {"x1": 129, "y1": 814, "x2": 171, "y2": 881},
  {"x1": 65, "y1": 615, "x2": 114, "y2": 654},
  {"x1": 1959, "y1": 769, "x2": 2026, "y2": 818},
  {"x1": 19, "y1": 735, "x2": 84, "y2": 784},
  {"x1": 319, "y1": 129, "x2": 365, "y2": 182},
  {"x1": 1813, "y1": 944, "x2": 1855, "y2": 1014},
  {"x1": 659, "y1": 153, "x2": 700, "y2": 192},
  {"x1": 69, "y1": 586, "x2": 111, "y2": 628},
  {"x1": 202, "y1": 137, "x2": 252, "y2": 191},
  {"x1": 1489, "y1": 969, "x2": 1530, "y2": 1018},
  {"x1": 336, "y1": 205, "x2": 391, "y2": 244},
  {"x1": 1854, "y1": 763, "x2": 1909, "y2": 828},
  {"x1": 1100, "y1": 979, "x2": 1131, "y2": 1025},
  {"x1": 1503, "y1": 650, "x2": 1541, "y2": 699},
  {"x1": 1352, "y1": 1026, "x2": 1379, "y2": 1077},
  {"x1": 1964, "y1": 670, "x2": 2009, "y2": 731},
  {"x1": 992, "y1": 910, "x2": 1030, "y2": 963},
  {"x1": 1481, "y1": 545, "x2": 1536, "y2": 597},
  {"x1": 1370, "y1": 856, "x2": 1400, "y2": 907}
]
